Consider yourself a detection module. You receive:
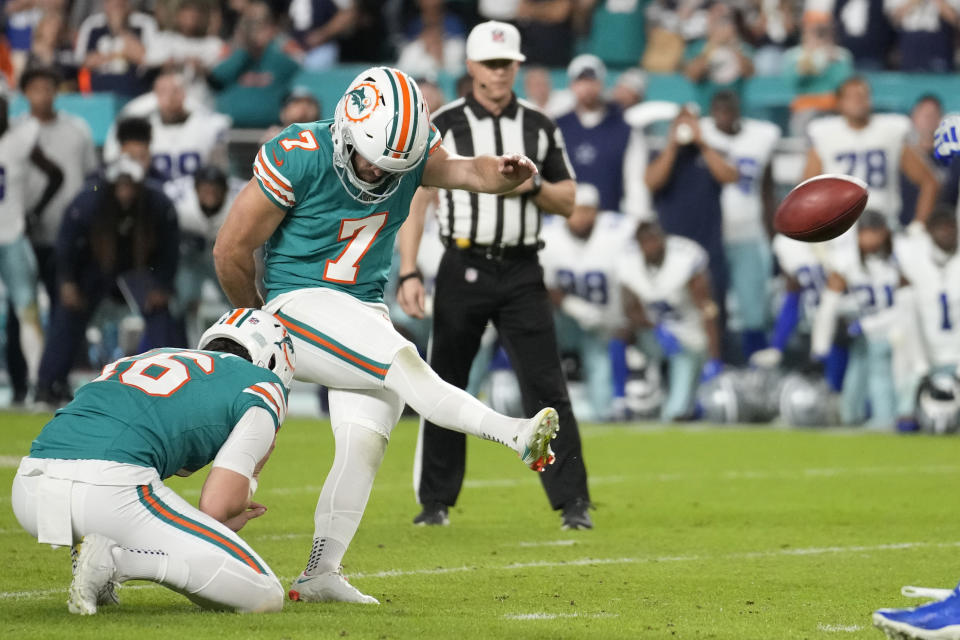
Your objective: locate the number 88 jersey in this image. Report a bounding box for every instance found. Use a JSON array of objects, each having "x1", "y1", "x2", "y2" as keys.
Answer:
[
  {"x1": 806, "y1": 113, "x2": 911, "y2": 229},
  {"x1": 254, "y1": 121, "x2": 442, "y2": 305}
]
